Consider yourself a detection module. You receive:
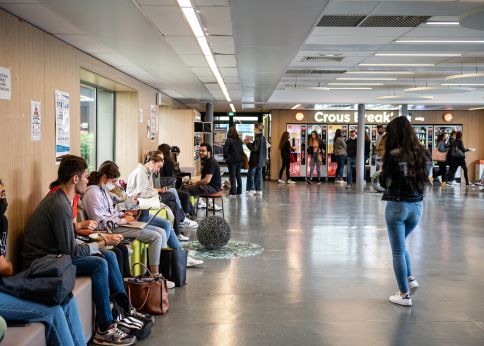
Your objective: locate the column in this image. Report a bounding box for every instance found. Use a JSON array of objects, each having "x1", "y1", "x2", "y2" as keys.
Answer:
[
  {"x1": 356, "y1": 104, "x2": 366, "y2": 193},
  {"x1": 205, "y1": 103, "x2": 214, "y2": 148},
  {"x1": 400, "y1": 104, "x2": 408, "y2": 117}
]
